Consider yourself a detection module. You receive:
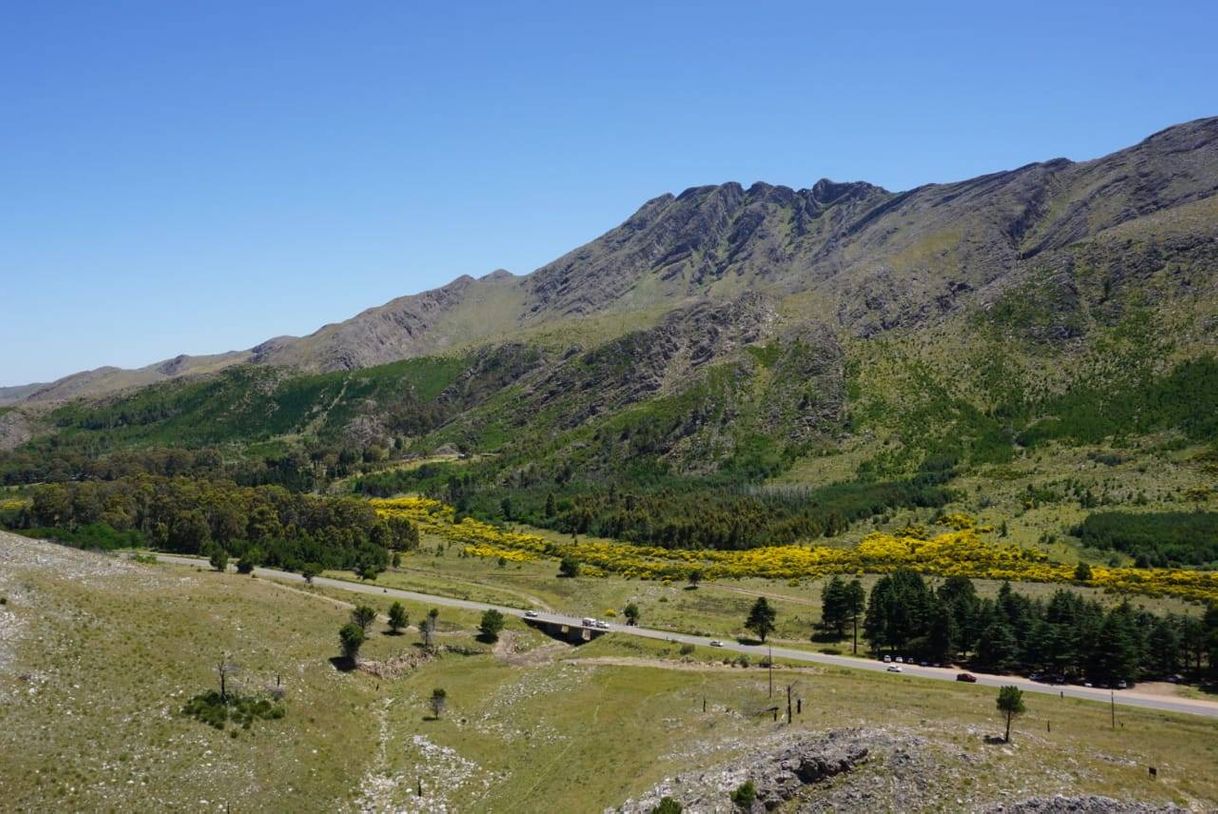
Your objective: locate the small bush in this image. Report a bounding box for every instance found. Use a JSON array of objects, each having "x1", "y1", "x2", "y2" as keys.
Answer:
[
  {"x1": 182, "y1": 690, "x2": 285, "y2": 731},
  {"x1": 730, "y1": 780, "x2": 756, "y2": 809},
  {"x1": 679, "y1": 643, "x2": 696, "y2": 656}
]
